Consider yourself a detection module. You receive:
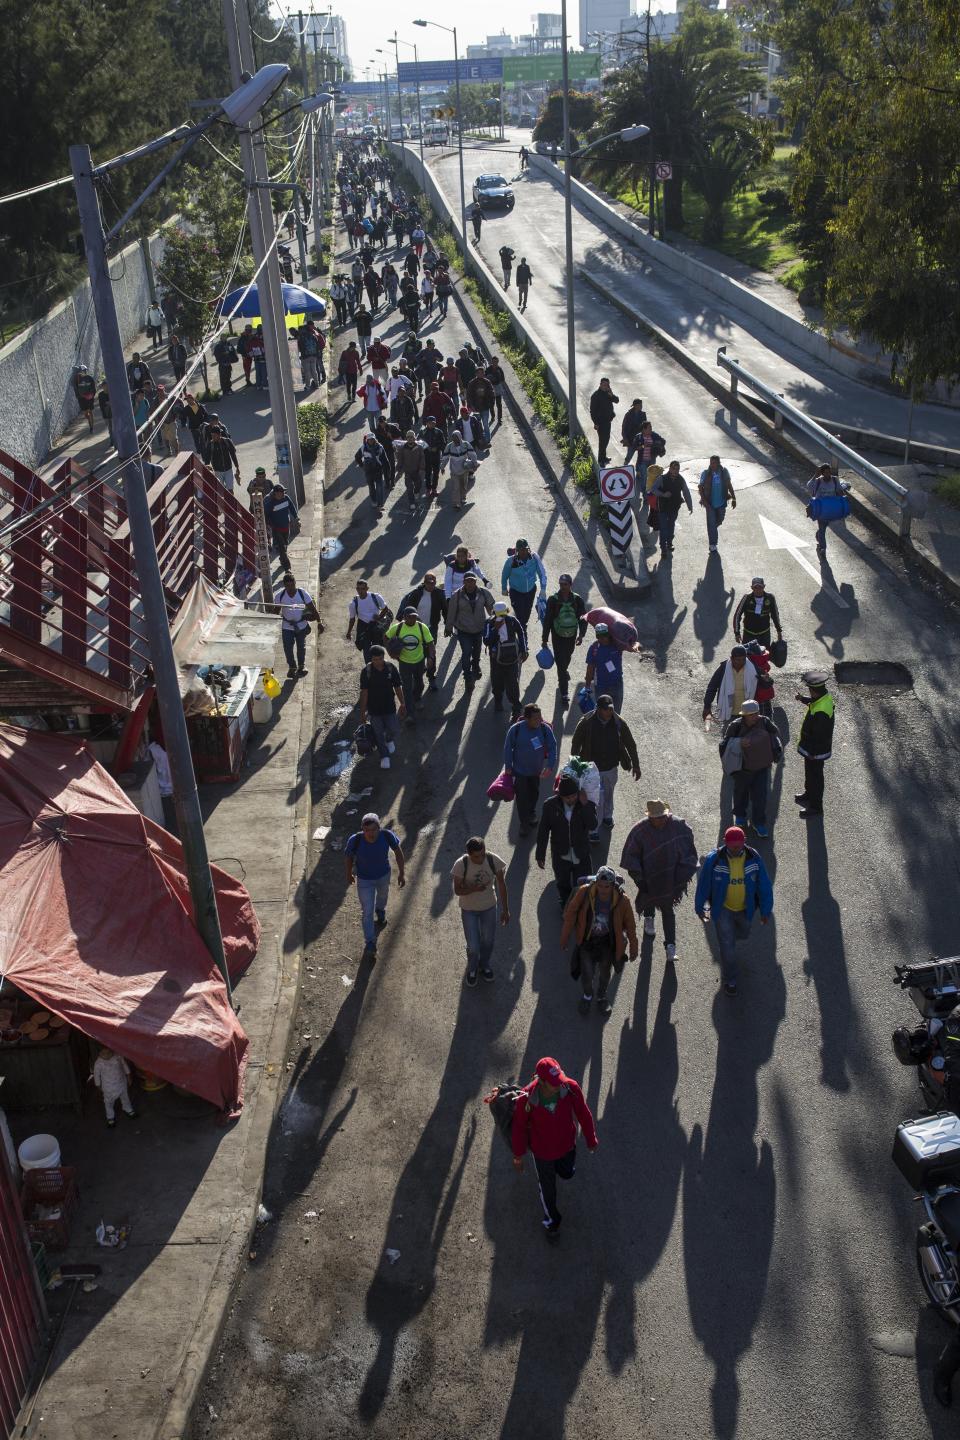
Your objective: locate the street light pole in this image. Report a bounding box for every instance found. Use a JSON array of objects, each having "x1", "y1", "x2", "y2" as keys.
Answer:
[
  {"x1": 223, "y1": 0, "x2": 305, "y2": 501},
  {"x1": 560, "y1": 0, "x2": 577, "y2": 435},
  {"x1": 70, "y1": 147, "x2": 232, "y2": 999},
  {"x1": 413, "y1": 20, "x2": 466, "y2": 262}
]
